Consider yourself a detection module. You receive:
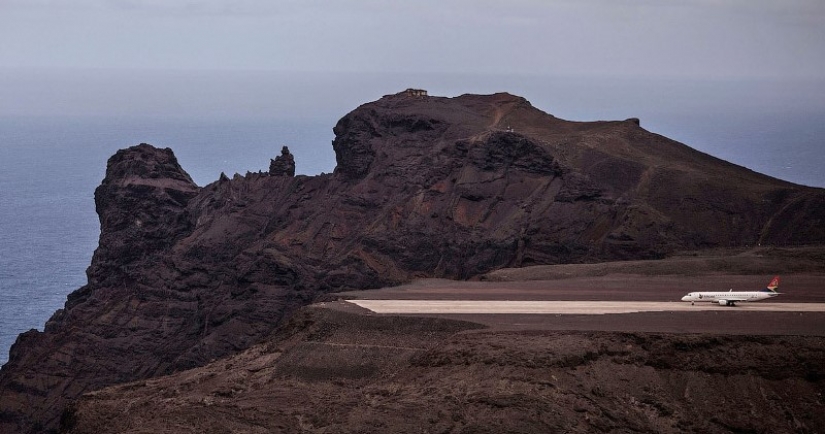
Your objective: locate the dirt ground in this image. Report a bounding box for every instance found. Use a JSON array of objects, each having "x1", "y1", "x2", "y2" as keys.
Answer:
[
  {"x1": 66, "y1": 301, "x2": 825, "y2": 434},
  {"x1": 64, "y1": 264, "x2": 825, "y2": 433},
  {"x1": 338, "y1": 273, "x2": 825, "y2": 302}
]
